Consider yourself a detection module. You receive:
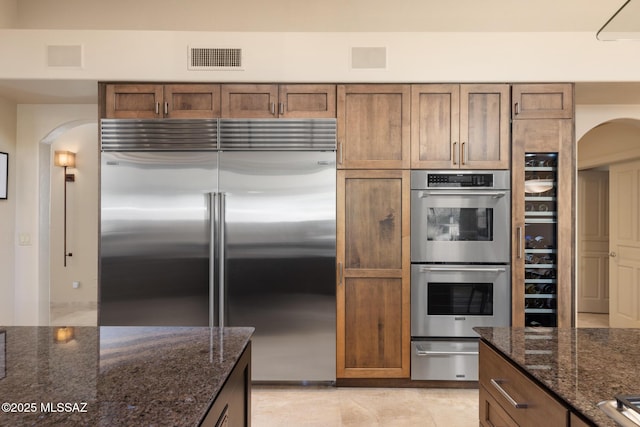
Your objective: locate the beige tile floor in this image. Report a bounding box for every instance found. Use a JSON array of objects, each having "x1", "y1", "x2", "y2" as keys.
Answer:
[
  {"x1": 252, "y1": 386, "x2": 478, "y2": 427},
  {"x1": 576, "y1": 312, "x2": 609, "y2": 328}
]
